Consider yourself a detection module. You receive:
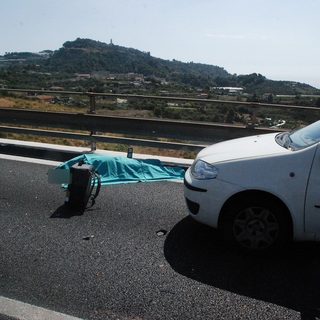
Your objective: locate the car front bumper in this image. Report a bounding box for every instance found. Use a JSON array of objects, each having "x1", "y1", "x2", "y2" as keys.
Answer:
[{"x1": 184, "y1": 168, "x2": 245, "y2": 228}]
